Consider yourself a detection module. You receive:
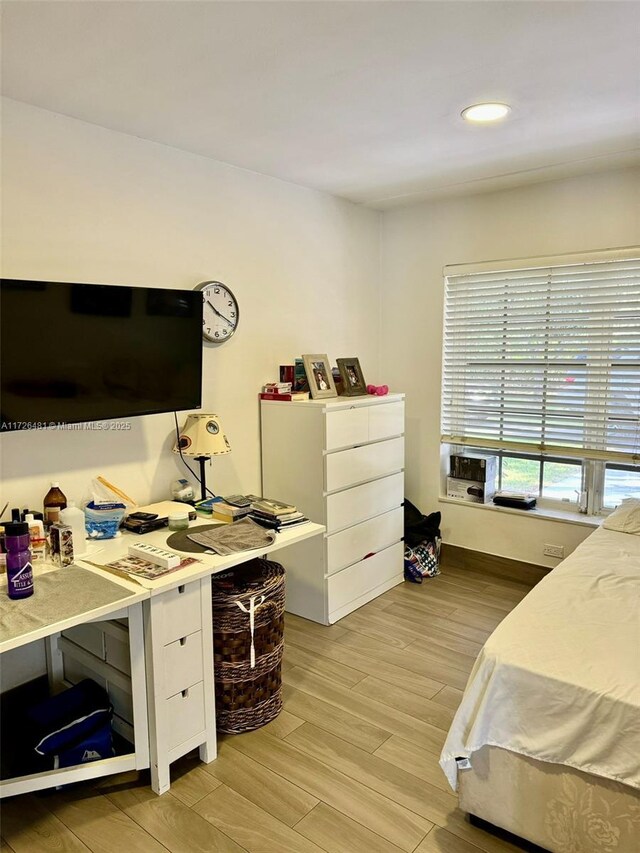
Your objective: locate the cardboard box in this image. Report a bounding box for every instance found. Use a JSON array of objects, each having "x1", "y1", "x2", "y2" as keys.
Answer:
[
  {"x1": 50, "y1": 523, "x2": 74, "y2": 566},
  {"x1": 450, "y1": 453, "x2": 497, "y2": 483},
  {"x1": 447, "y1": 477, "x2": 495, "y2": 504}
]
